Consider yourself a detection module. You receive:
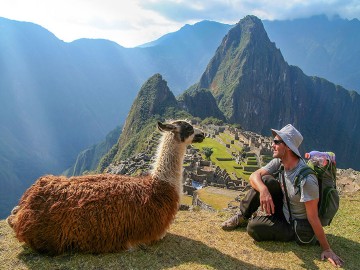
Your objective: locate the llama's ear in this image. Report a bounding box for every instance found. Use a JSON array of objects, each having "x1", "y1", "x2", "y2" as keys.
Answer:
[{"x1": 157, "y1": 121, "x2": 176, "y2": 132}]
